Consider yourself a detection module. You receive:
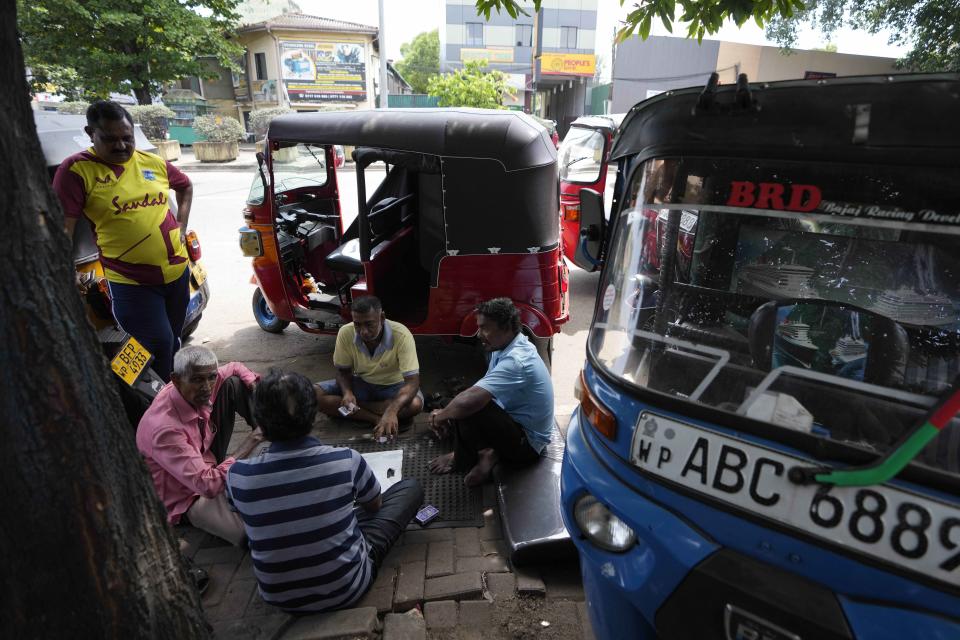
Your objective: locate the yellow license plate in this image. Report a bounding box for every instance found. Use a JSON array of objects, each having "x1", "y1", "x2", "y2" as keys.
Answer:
[
  {"x1": 191, "y1": 261, "x2": 207, "y2": 286},
  {"x1": 111, "y1": 336, "x2": 152, "y2": 386}
]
